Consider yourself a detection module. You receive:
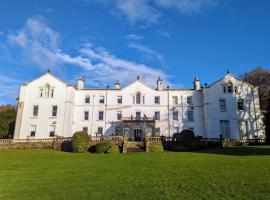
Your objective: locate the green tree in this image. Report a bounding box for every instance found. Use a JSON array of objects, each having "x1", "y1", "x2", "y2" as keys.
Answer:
[
  {"x1": 241, "y1": 67, "x2": 270, "y2": 143},
  {"x1": 0, "y1": 105, "x2": 17, "y2": 139}
]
